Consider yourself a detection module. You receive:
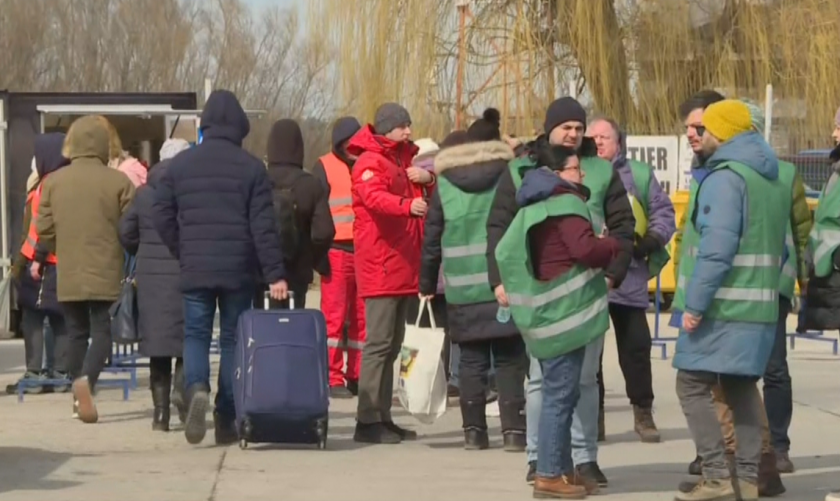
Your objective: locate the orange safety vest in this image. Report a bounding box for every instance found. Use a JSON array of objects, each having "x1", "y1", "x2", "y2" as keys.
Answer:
[
  {"x1": 321, "y1": 153, "x2": 354, "y2": 242},
  {"x1": 21, "y1": 185, "x2": 57, "y2": 264}
]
